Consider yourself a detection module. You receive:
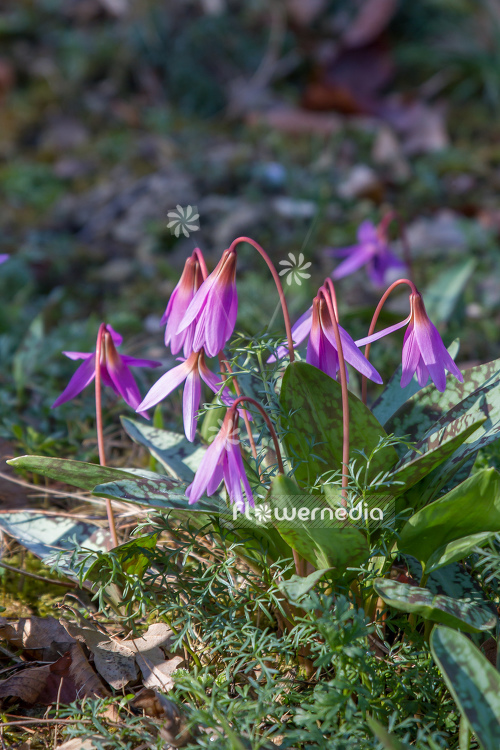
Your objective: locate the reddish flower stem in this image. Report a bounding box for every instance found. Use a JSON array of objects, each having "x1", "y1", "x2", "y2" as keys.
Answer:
[
  {"x1": 230, "y1": 396, "x2": 284, "y2": 474},
  {"x1": 192, "y1": 247, "x2": 208, "y2": 280},
  {"x1": 221, "y1": 360, "x2": 260, "y2": 468},
  {"x1": 361, "y1": 278, "x2": 417, "y2": 406},
  {"x1": 95, "y1": 323, "x2": 118, "y2": 548},
  {"x1": 228, "y1": 236, "x2": 295, "y2": 362},
  {"x1": 318, "y1": 285, "x2": 349, "y2": 505}
]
